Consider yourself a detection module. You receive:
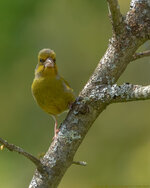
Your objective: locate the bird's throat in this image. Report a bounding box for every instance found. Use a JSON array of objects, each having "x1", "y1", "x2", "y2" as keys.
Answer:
[{"x1": 35, "y1": 64, "x2": 58, "y2": 79}]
